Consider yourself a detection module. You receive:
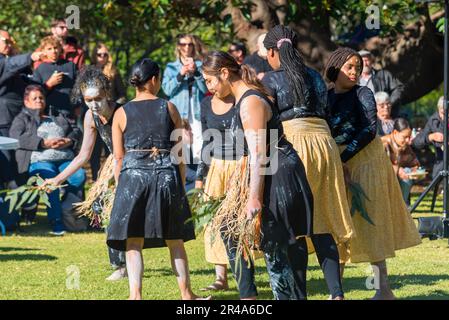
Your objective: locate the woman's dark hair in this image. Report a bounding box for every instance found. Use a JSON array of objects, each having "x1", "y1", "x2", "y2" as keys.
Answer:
[
  {"x1": 393, "y1": 118, "x2": 411, "y2": 132},
  {"x1": 263, "y1": 25, "x2": 307, "y2": 106},
  {"x1": 324, "y1": 47, "x2": 363, "y2": 83},
  {"x1": 202, "y1": 50, "x2": 271, "y2": 98},
  {"x1": 128, "y1": 58, "x2": 160, "y2": 88},
  {"x1": 71, "y1": 65, "x2": 111, "y2": 105},
  {"x1": 24, "y1": 85, "x2": 45, "y2": 100},
  {"x1": 229, "y1": 42, "x2": 247, "y2": 56}
]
